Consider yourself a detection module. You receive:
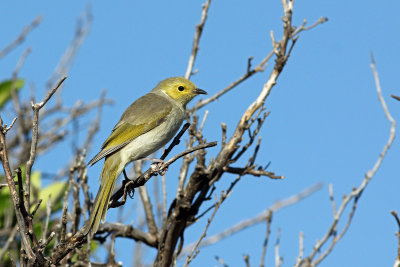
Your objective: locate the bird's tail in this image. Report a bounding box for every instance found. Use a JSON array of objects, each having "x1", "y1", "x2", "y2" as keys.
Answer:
[{"x1": 84, "y1": 154, "x2": 121, "y2": 237}]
